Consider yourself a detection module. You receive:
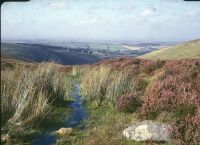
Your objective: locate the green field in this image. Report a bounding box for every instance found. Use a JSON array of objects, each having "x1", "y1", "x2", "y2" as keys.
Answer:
[
  {"x1": 140, "y1": 39, "x2": 200, "y2": 60},
  {"x1": 1, "y1": 43, "x2": 101, "y2": 65}
]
